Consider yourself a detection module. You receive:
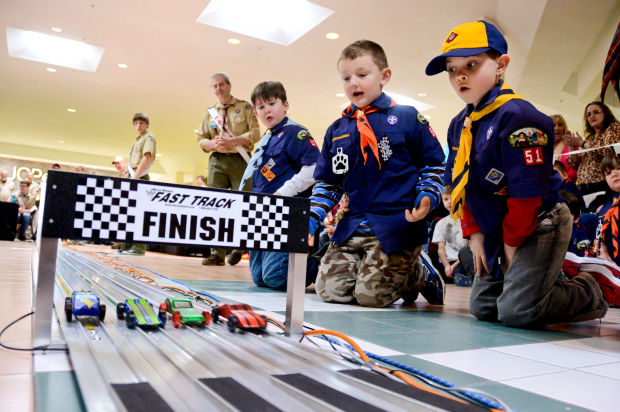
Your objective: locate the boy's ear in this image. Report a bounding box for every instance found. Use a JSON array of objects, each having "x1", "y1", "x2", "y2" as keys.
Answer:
[
  {"x1": 380, "y1": 67, "x2": 392, "y2": 87},
  {"x1": 496, "y1": 54, "x2": 510, "y2": 76},
  {"x1": 283, "y1": 100, "x2": 289, "y2": 112}
]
